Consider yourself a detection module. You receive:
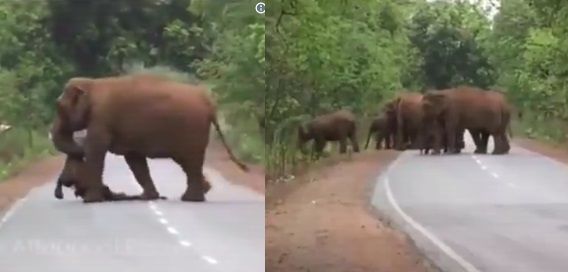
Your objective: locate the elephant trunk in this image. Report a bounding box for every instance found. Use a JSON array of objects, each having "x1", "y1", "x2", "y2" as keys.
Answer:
[{"x1": 50, "y1": 118, "x2": 85, "y2": 159}]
